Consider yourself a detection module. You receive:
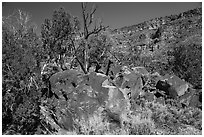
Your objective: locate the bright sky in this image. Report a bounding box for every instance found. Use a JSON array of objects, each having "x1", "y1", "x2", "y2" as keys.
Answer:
[{"x1": 2, "y1": 2, "x2": 201, "y2": 35}]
